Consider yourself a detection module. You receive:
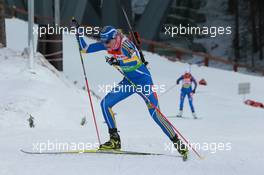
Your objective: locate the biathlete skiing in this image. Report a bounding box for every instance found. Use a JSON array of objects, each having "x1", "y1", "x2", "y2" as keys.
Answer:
[
  {"x1": 75, "y1": 24, "x2": 188, "y2": 159},
  {"x1": 176, "y1": 71, "x2": 198, "y2": 119}
]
